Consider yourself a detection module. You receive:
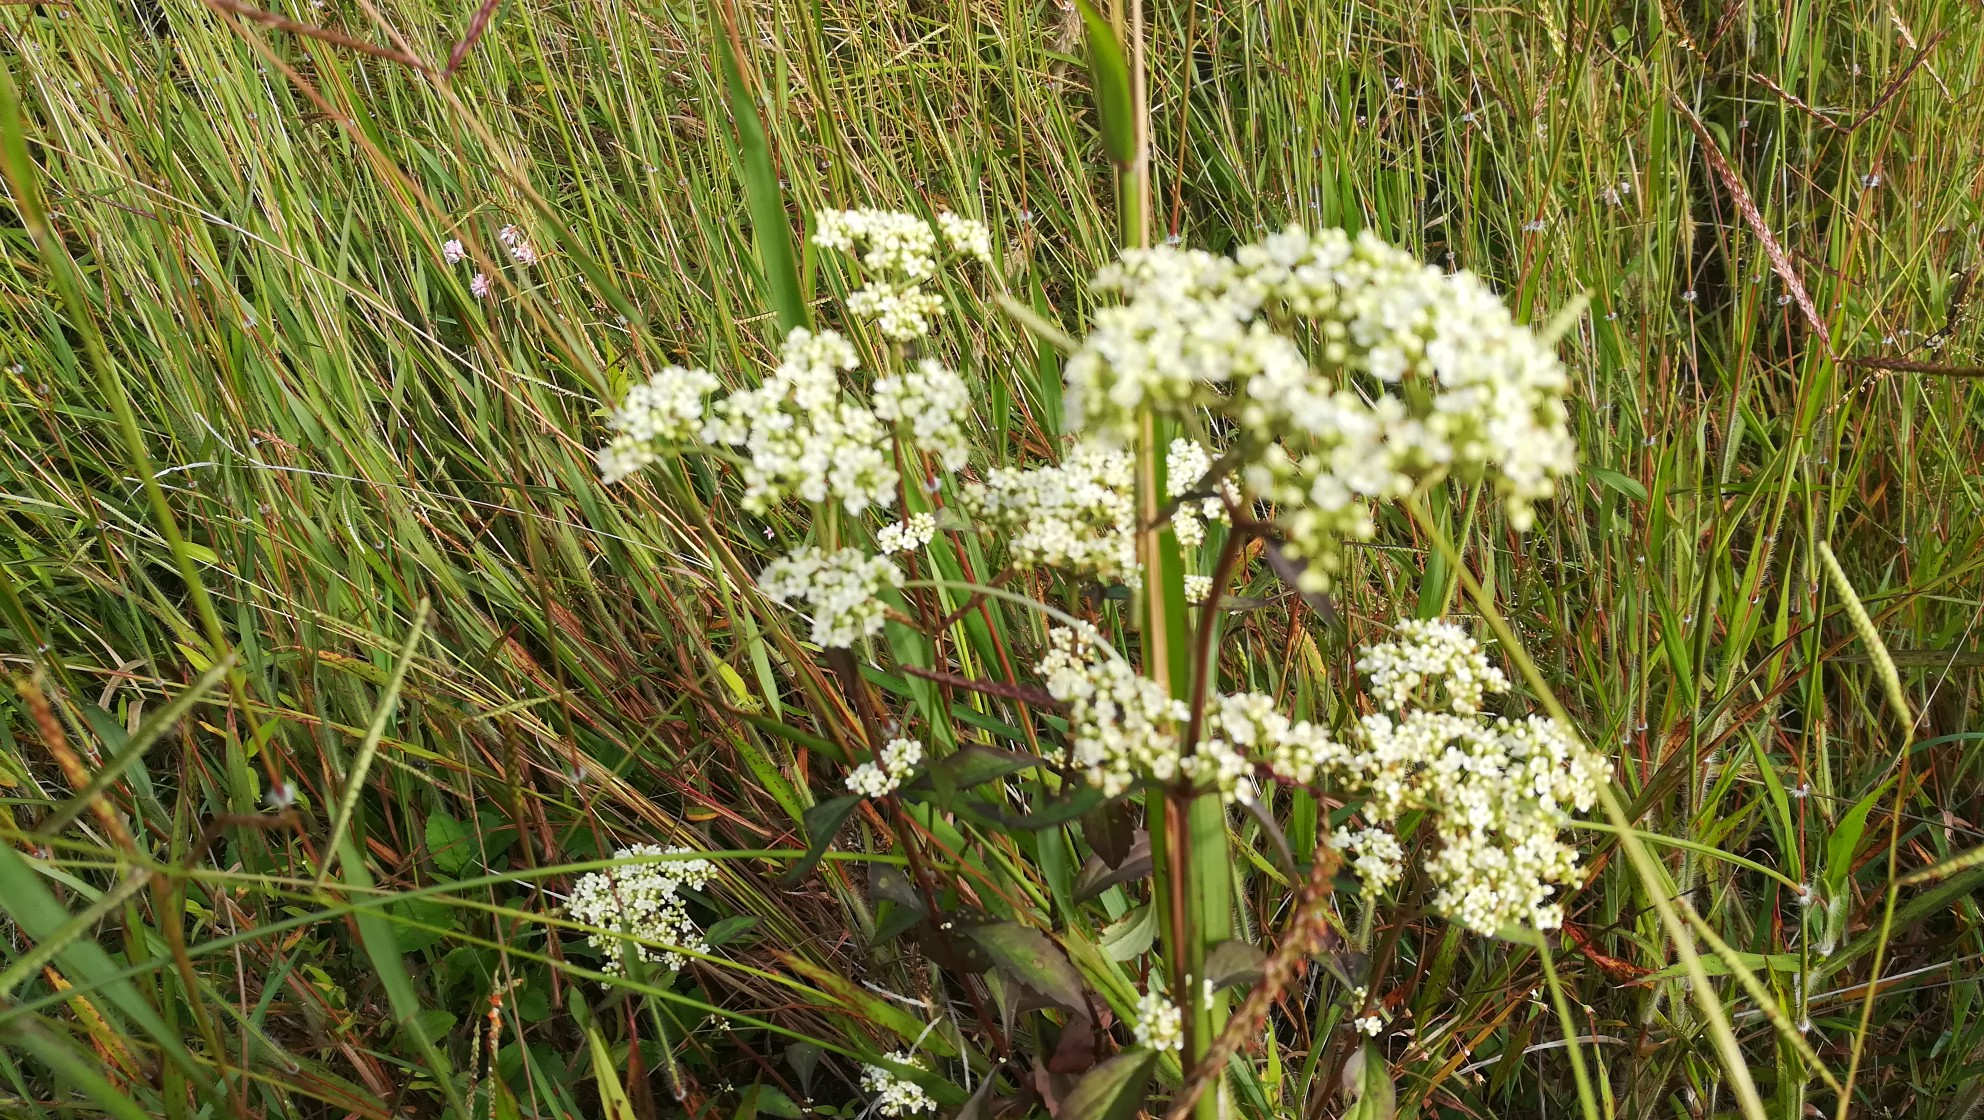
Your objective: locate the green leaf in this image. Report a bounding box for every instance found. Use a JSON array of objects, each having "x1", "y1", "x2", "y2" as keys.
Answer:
[
  {"x1": 1071, "y1": 0, "x2": 1136, "y2": 165},
  {"x1": 0, "y1": 845, "x2": 214, "y2": 1098},
  {"x1": 1643, "y1": 951, "x2": 1802, "y2": 984},
  {"x1": 585, "y1": 1018, "x2": 638, "y2": 1120},
  {"x1": 1203, "y1": 940, "x2": 1267, "y2": 992},
  {"x1": 716, "y1": 31, "x2": 806, "y2": 333},
  {"x1": 932, "y1": 744, "x2": 1043, "y2": 789},
  {"x1": 1823, "y1": 778, "x2": 1890, "y2": 898},
  {"x1": 1073, "y1": 832, "x2": 1151, "y2": 902},
  {"x1": 1584, "y1": 465, "x2": 1648, "y2": 501},
  {"x1": 1060, "y1": 1049, "x2": 1157, "y2": 1120},
  {"x1": 952, "y1": 786, "x2": 1107, "y2": 831},
  {"x1": 783, "y1": 793, "x2": 863, "y2": 885},
  {"x1": 424, "y1": 810, "x2": 476, "y2": 876},
  {"x1": 965, "y1": 921, "x2": 1088, "y2": 1010},
  {"x1": 1097, "y1": 905, "x2": 1157, "y2": 962},
  {"x1": 739, "y1": 1084, "x2": 804, "y2": 1120},
  {"x1": 705, "y1": 915, "x2": 761, "y2": 948},
  {"x1": 1341, "y1": 1042, "x2": 1396, "y2": 1120}
]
